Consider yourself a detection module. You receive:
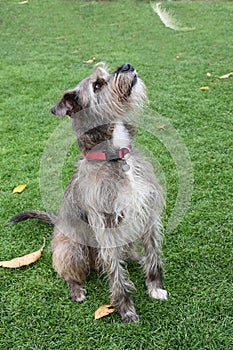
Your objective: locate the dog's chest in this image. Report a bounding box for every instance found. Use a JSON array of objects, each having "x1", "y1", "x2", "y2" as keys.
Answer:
[
  {"x1": 76, "y1": 121, "x2": 159, "y2": 214},
  {"x1": 77, "y1": 156, "x2": 156, "y2": 213}
]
